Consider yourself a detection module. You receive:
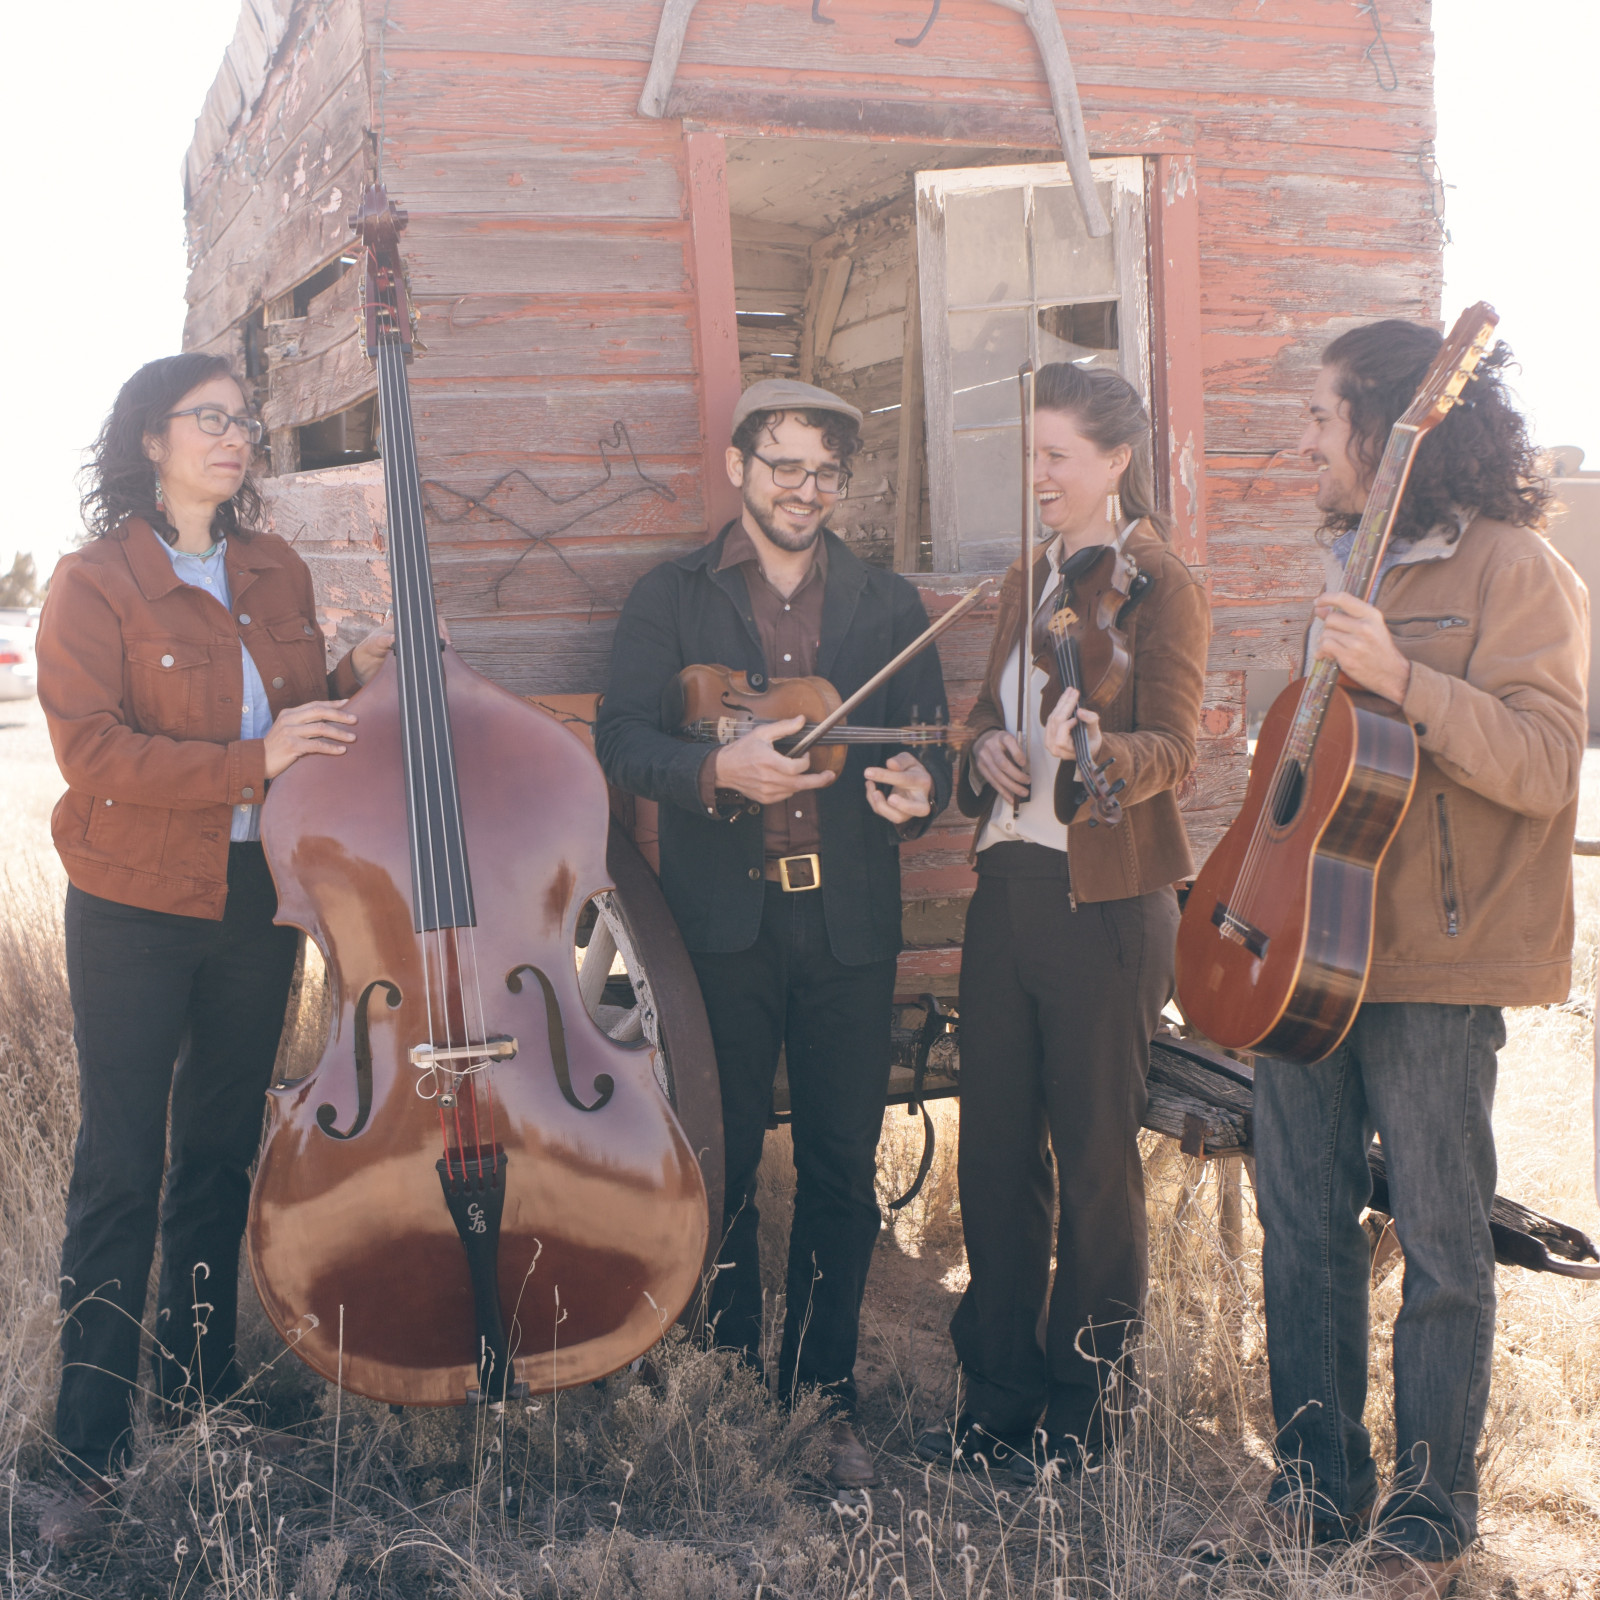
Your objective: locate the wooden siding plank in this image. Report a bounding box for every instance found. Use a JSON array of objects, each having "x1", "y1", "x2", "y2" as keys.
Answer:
[
  {"x1": 410, "y1": 300, "x2": 696, "y2": 380},
  {"x1": 397, "y1": 218, "x2": 691, "y2": 298},
  {"x1": 408, "y1": 384, "x2": 704, "y2": 462},
  {"x1": 380, "y1": 144, "x2": 685, "y2": 218},
  {"x1": 1150, "y1": 153, "x2": 1207, "y2": 565}
]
